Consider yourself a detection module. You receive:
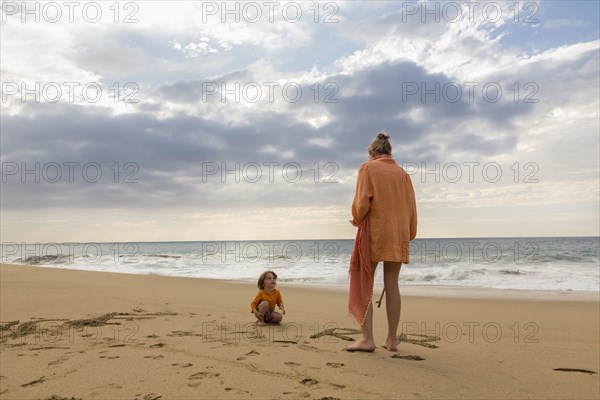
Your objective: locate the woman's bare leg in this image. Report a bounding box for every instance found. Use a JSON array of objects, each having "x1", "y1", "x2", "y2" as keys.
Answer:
[
  {"x1": 345, "y1": 262, "x2": 378, "y2": 352},
  {"x1": 345, "y1": 302, "x2": 376, "y2": 352},
  {"x1": 382, "y1": 261, "x2": 402, "y2": 351}
]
